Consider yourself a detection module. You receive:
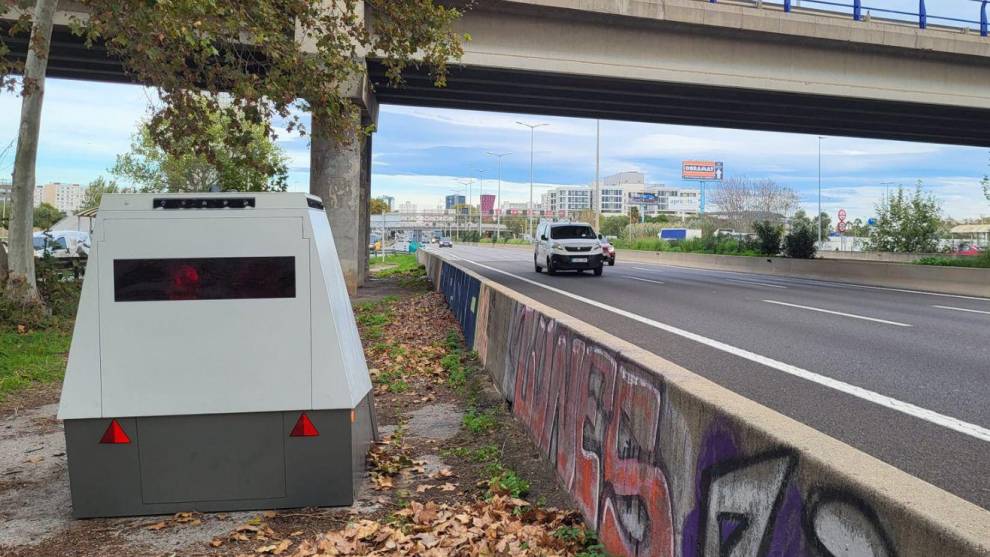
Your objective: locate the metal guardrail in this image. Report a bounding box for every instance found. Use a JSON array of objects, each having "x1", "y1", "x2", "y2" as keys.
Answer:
[{"x1": 707, "y1": 0, "x2": 989, "y2": 37}]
